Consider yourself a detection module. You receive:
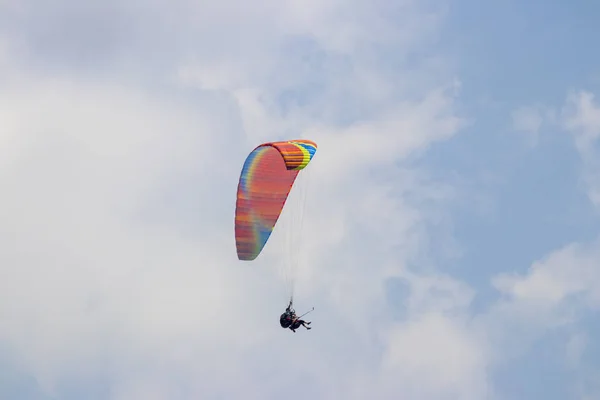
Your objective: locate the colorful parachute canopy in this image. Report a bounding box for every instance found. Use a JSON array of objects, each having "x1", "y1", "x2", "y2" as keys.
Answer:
[{"x1": 235, "y1": 140, "x2": 317, "y2": 261}]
